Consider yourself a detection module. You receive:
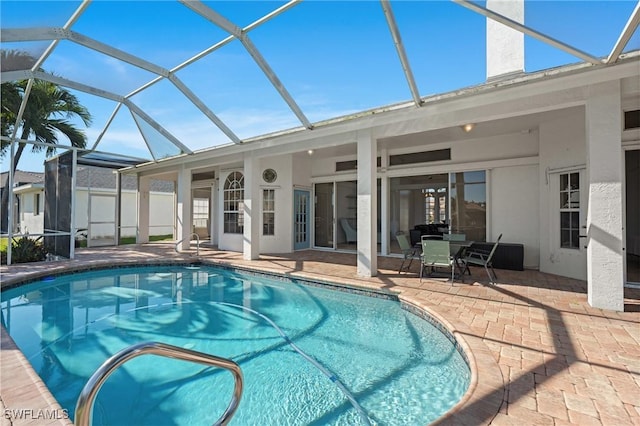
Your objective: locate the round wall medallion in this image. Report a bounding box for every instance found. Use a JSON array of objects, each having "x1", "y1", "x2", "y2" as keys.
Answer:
[{"x1": 262, "y1": 168, "x2": 277, "y2": 183}]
